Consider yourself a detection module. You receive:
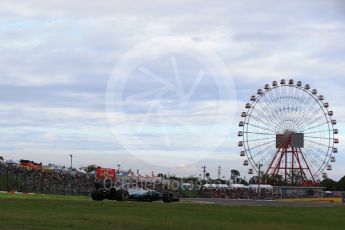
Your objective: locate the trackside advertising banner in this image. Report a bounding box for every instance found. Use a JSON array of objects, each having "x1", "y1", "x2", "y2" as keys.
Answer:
[{"x1": 96, "y1": 168, "x2": 116, "y2": 181}]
